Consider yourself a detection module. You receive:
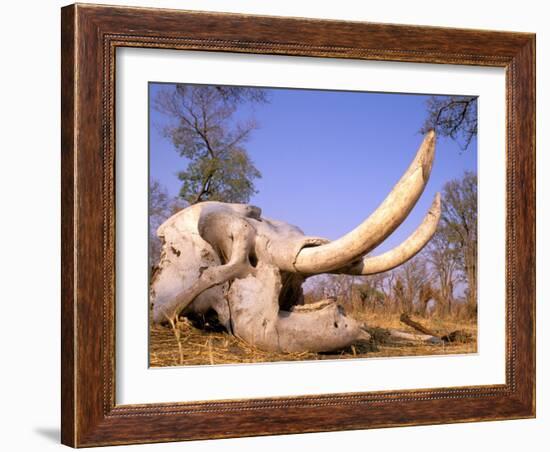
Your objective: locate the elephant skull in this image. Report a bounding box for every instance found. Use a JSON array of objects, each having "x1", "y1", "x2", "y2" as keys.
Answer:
[{"x1": 150, "y1": 131, "x2": 440, "y2": 353}]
